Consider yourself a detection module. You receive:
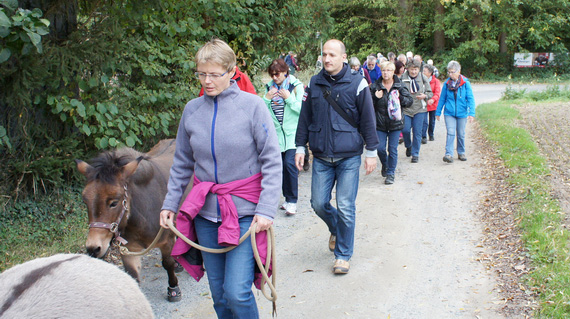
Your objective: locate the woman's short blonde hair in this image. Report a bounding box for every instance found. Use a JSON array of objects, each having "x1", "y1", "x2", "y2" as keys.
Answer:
[
  {"x1": 195, "y1": 38, "x2": 236, "y2": 72},
  {"x1": 380, "y1": 61, "x2": 395, "y2": 71}
]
